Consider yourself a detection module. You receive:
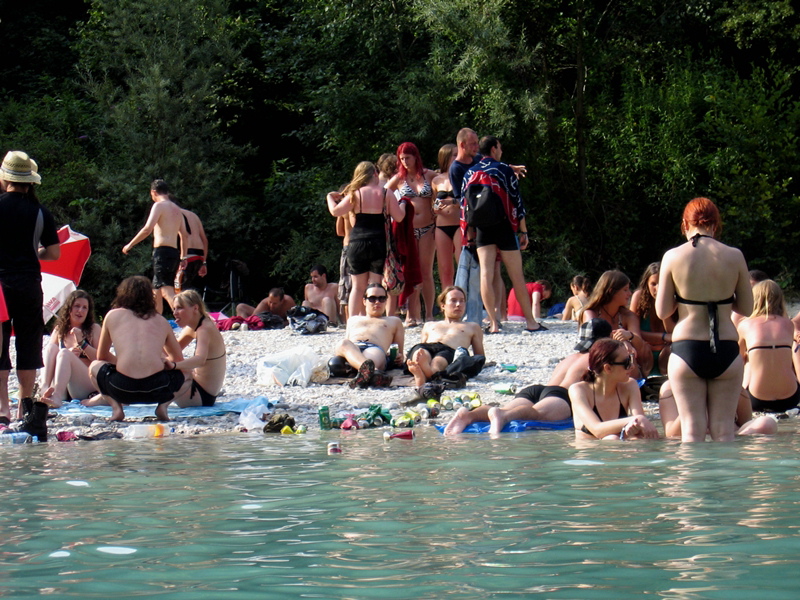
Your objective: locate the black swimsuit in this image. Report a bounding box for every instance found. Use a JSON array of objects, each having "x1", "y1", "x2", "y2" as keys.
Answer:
[
  {"x1": 670, "y1": 233, "x2": 740, "y2": 379},
  {"x1": 580, "y1": 386, "x2": 627, "y2": 436}
]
